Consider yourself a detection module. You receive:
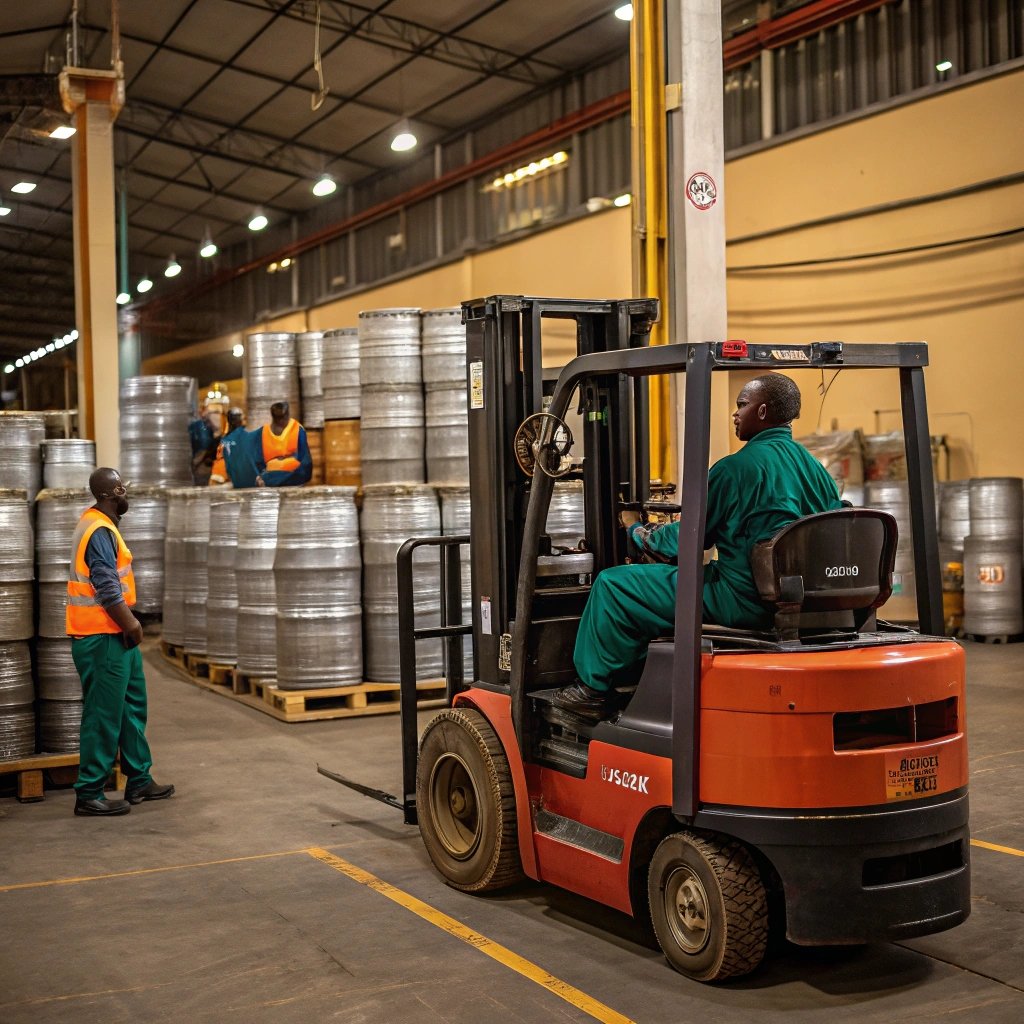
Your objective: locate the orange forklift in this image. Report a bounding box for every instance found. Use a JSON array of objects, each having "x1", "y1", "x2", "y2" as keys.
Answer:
[{"x1": 322, "y1": 294, "x2": 969, "y2": 982}]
